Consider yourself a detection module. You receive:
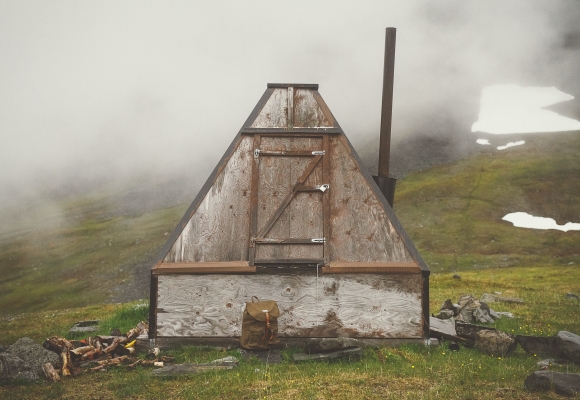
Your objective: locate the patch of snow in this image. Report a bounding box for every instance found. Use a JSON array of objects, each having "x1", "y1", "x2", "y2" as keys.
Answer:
[
  {"x1": 497, "y1": 140, "x2": 525, "y2": 150},
  {"x1": 476, "y1": 139, "x2": 491, "y2": 145},
  {"x1": 472, "y1": 85, "x2": 580, "y2": 134},
  {"x1": 502, "y1": 212, "x2": 580, "y2": 232}
]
